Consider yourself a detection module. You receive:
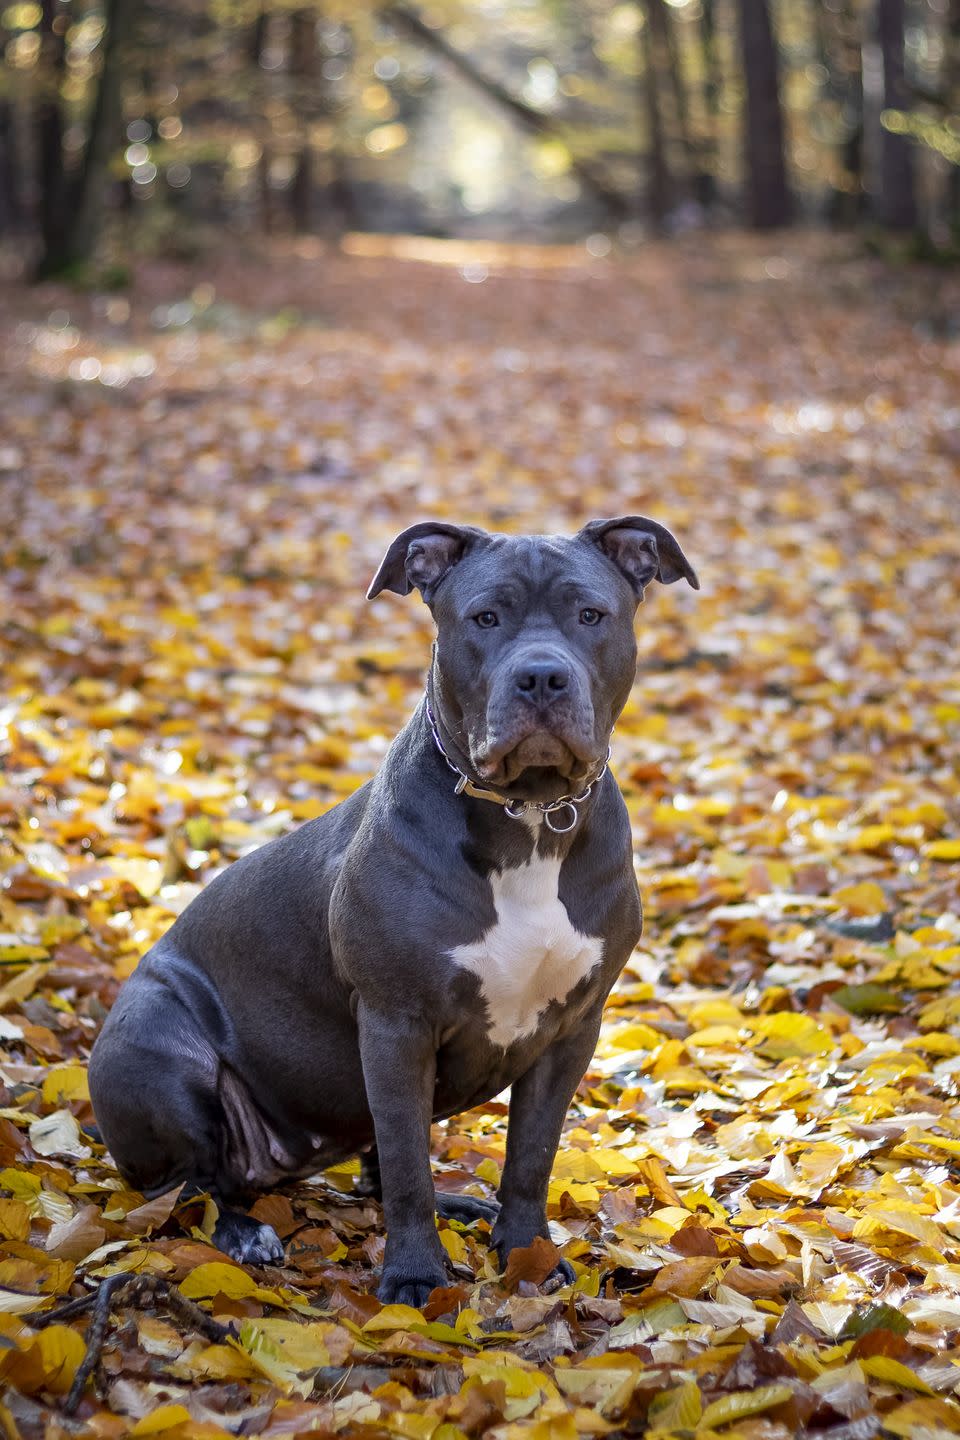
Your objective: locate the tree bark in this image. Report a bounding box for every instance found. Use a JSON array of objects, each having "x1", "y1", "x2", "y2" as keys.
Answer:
[
  {"x1": 941, "y1": 0, "x2": 959, "y2": 229},
  {"x1": 289, "y1": 8, "x2": 316, "y2": 231},
  {"x1": 736, "y1": 0, "x2": 791, "y2": 228},
  {"x1": 0, "y1": 100, "x2": 23, "y2": 233},
  {"x1": 35, "y1": 0, "x2": 137, "y2": 276},
  {"x1": 385, "y1": 2, "x2": 630, "y2": 218},
  {"x1": 649, "y1": 0, "x2": 704, "y2": 202},
  {"x1": 640, "y1": 0, "x2": 671, "y2": 227},
  {"x1": 696, "y1": 0, "x2": 720, "y2": 207},
  {"x1": 876, "y1": 0, "x2": 916, "y2": 229},
  {"x1": 35, "y1": 0, "x2": 67, "y2": 265}
]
